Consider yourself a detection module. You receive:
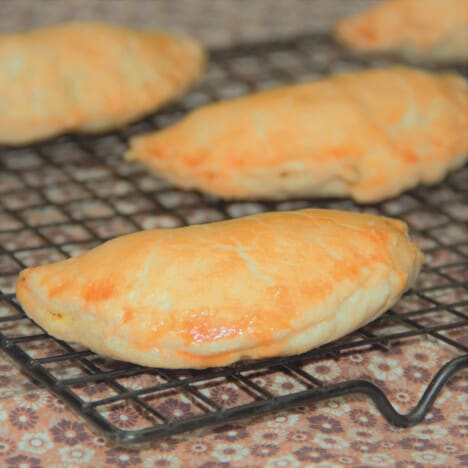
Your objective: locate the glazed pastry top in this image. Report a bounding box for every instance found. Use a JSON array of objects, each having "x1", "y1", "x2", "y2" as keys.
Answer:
[
  {"x1": 128, "y1": 66, "x2": 467, "y2": 202},
  {"x1": 17, "y1": 209, "x2": 423, "y2": 368}
]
